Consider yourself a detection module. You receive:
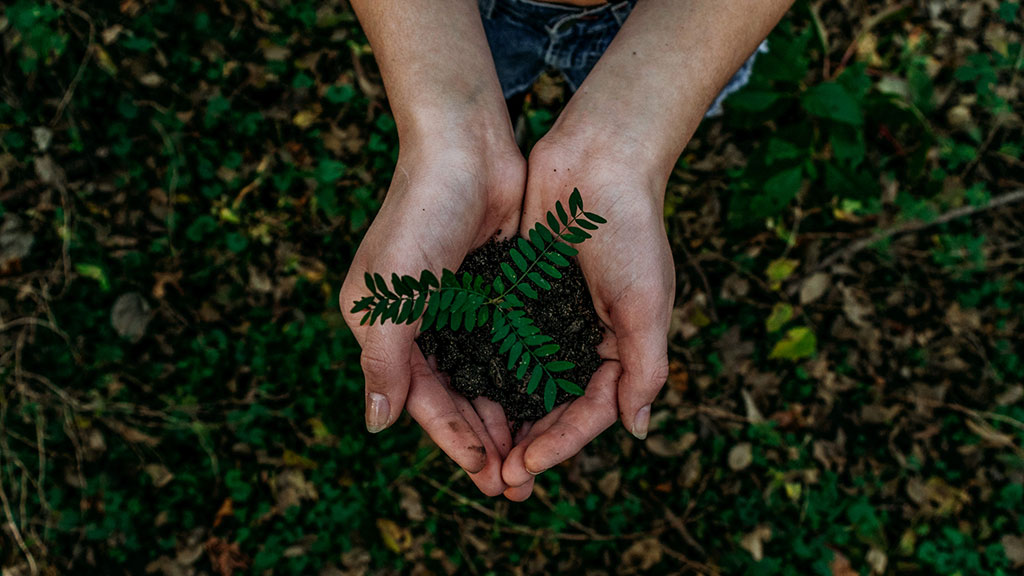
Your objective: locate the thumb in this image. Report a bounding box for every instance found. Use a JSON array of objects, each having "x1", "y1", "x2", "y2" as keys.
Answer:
[
  {"x1": 360, "y1": 325, "x2": 416, "y2": 433},
  {"x1": 612, "y1": 297, "x2": 670, "y2": 440}
]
